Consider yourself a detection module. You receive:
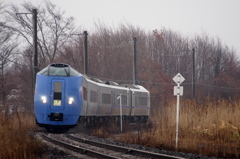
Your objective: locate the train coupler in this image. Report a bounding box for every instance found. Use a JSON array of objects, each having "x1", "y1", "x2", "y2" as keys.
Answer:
[{"x1": 48, "y1": 113, "x2": 63, "y2": 121}]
